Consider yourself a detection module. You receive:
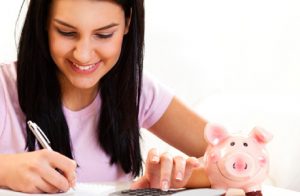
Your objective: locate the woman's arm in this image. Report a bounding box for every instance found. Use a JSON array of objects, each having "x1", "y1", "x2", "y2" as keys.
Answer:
[
  {"x1": 0, "y1": 154, "x2": 7, "y2": 188},
  {"x1": 142, "y1": 96, "x2": 211, "y2": 189},
  {"x1": 149, "y1": 96, "x2": 208, "y2": 157}
]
